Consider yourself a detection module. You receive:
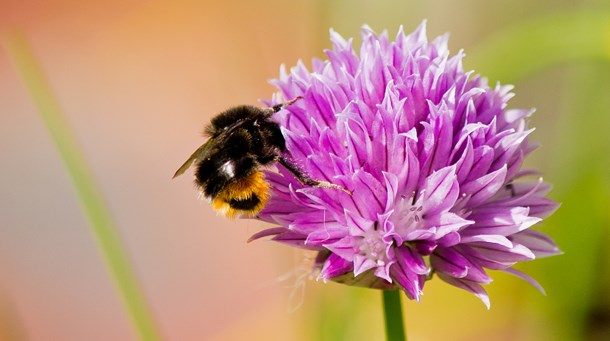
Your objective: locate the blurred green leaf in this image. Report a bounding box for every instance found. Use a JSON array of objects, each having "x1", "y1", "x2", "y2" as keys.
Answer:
[
  {"x1": 4, "y1": 33, "x2": 162, "y2": 341},
  {"x1": 468, "y1": 10, "x2": 610, "y2": 84},
  {"x1": 541, "y1": 63, "x2": 610, "y2": 341},
  {"x1": 467, "y1": 10, "x2": 610, "y2": 340}
]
